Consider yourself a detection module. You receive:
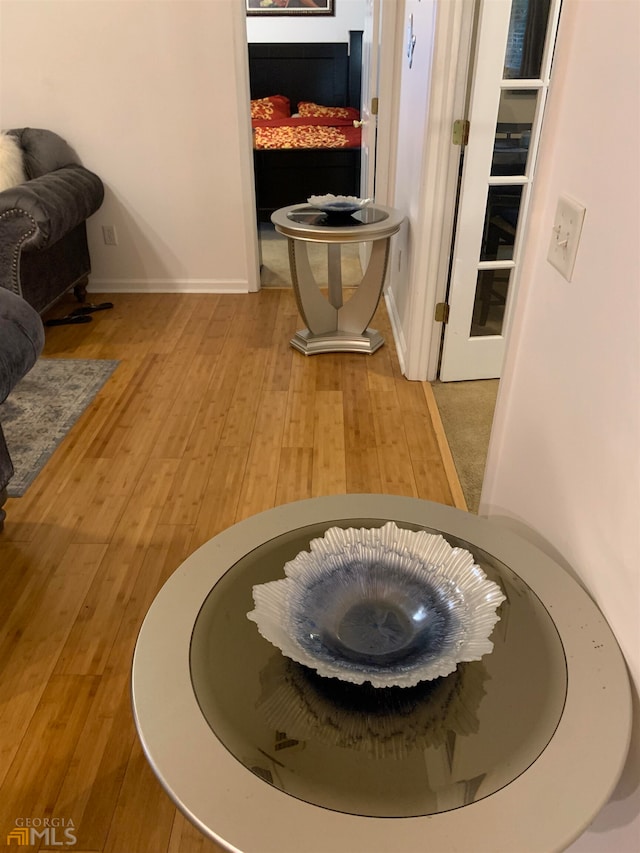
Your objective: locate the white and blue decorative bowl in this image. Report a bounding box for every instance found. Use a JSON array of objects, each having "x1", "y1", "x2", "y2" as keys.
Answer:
[
  {"x1": 247, "y1": 523, "x2": 506, "y2": 688},
  {"x1": 307, "y1": 194, "x2": 371, "y2": 215}
]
